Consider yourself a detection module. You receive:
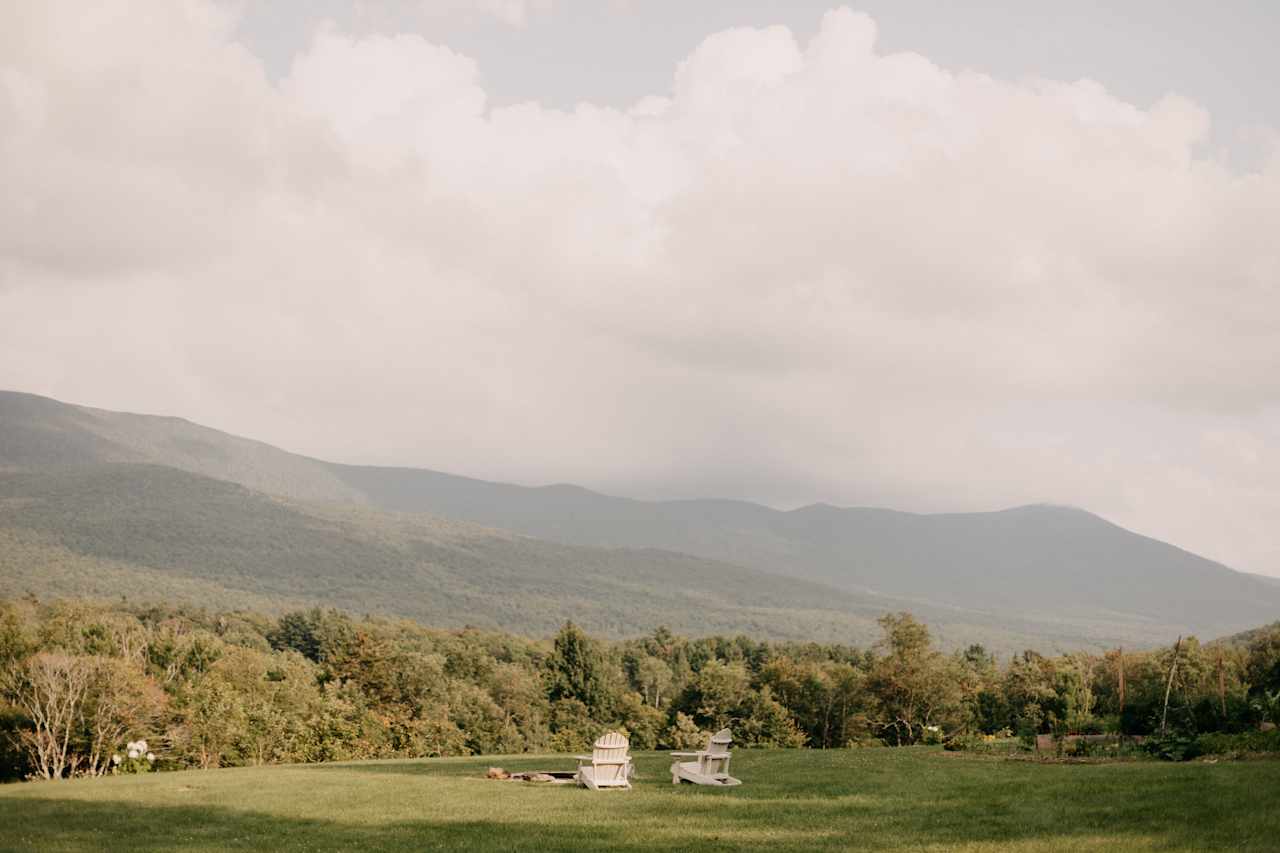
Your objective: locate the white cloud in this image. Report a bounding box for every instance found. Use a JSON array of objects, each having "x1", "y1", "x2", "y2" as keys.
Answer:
[{"x1": 2, "y1": 3, "x2": 1279, "y2": 575}]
